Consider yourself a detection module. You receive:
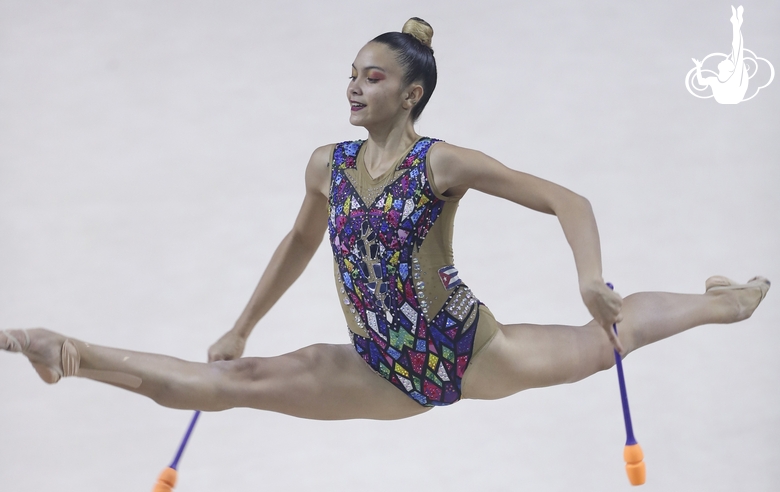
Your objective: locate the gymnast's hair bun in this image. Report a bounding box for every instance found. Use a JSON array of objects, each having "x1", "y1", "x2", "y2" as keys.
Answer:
[{"x1": 402, "y1": 17, "x2": 434, "y2": 49}]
